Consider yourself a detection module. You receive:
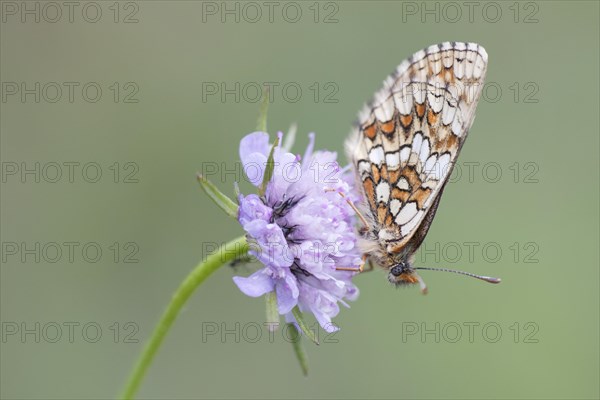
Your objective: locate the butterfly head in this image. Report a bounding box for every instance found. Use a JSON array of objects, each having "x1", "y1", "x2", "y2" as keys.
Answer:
[
  {"x1": 389, "y1": 262, "x2": 416, "y2": 284},
  {"x1": 388, "y1": 261, "x2": 428, "y2": 294}
]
